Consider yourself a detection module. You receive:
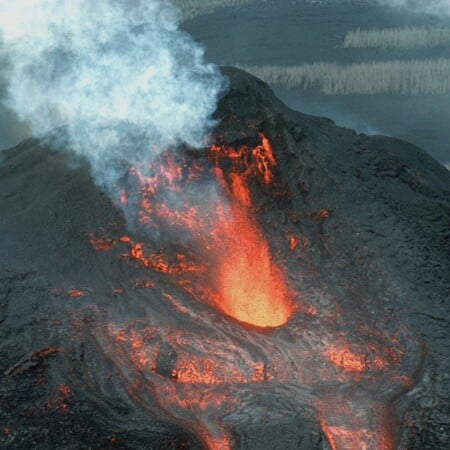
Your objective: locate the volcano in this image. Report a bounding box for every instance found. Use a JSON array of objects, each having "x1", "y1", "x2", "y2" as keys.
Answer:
[{"x1": 0, "y1": 67, "x2": 449, "y2": 450}]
